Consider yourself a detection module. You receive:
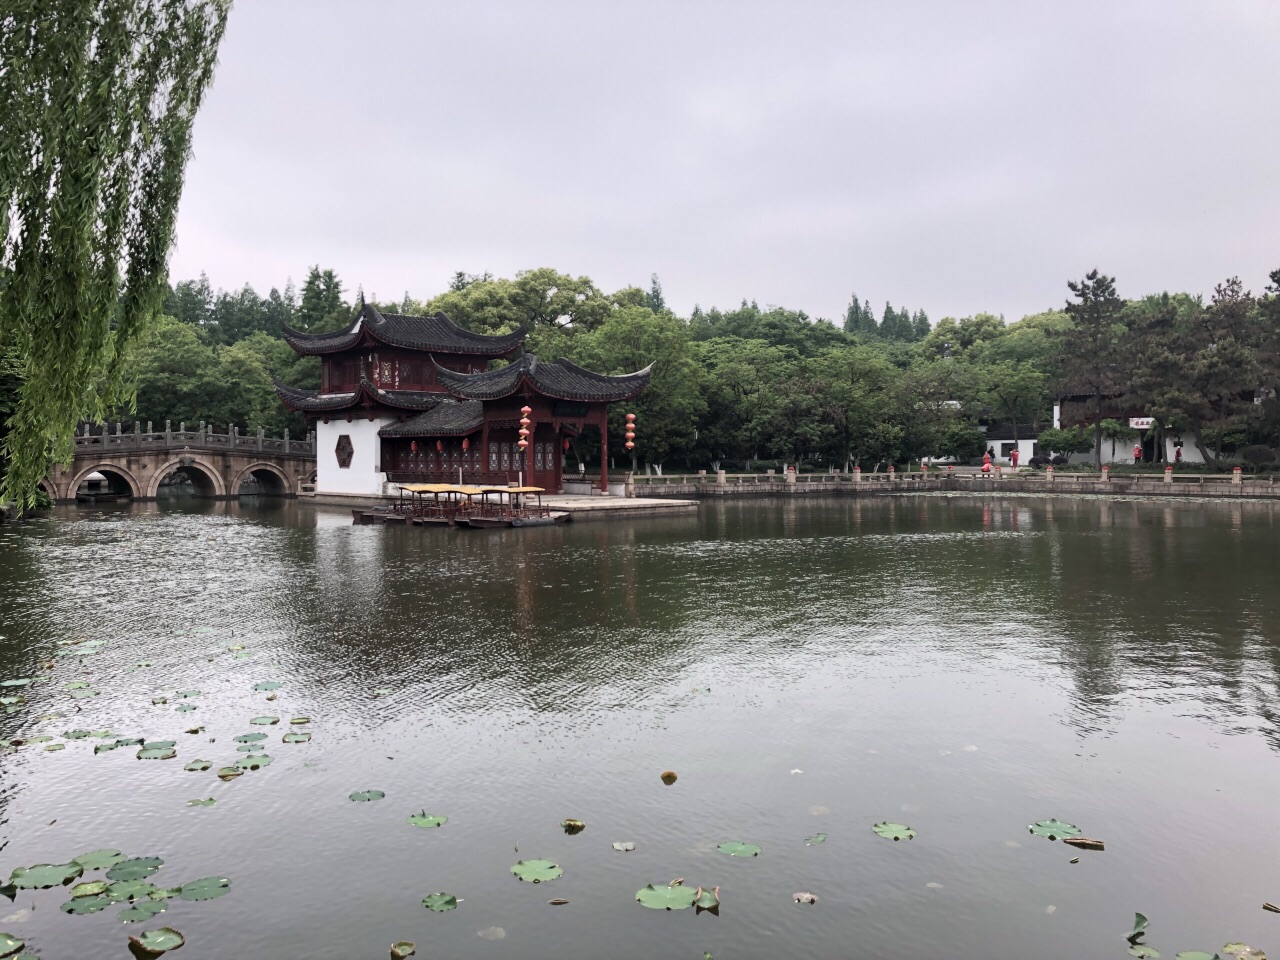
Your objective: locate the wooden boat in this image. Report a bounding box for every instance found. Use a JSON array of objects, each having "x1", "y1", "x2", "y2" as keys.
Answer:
[{"x1": 461, "y1": 486, "x2": 568, "y2": 528}]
